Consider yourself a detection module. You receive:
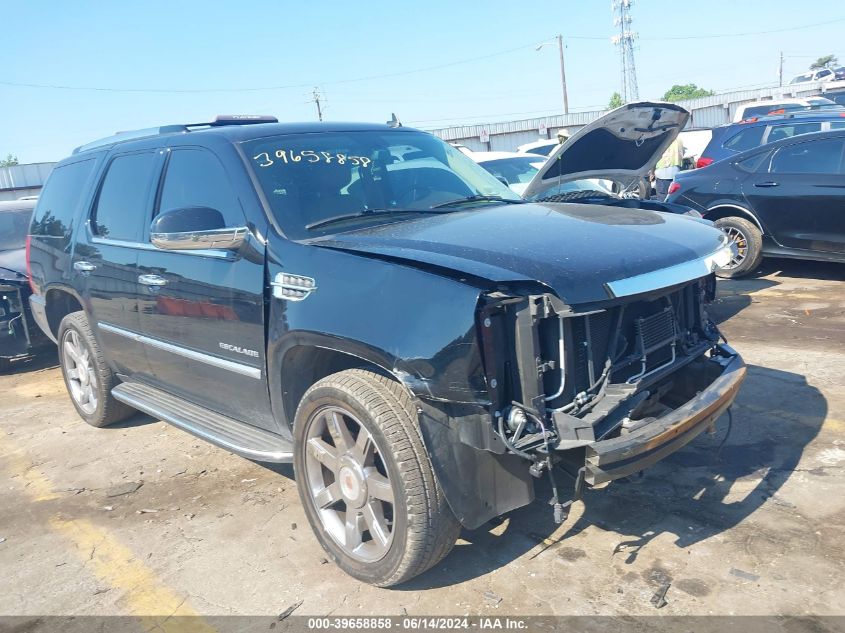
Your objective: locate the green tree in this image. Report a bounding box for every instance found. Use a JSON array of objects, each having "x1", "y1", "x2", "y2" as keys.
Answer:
[
  {"x1": 661, "y1": 84, "x2": 715, "y2": 102},
  {"x1": 810, "y1": 54, "x2": 838, "y2": 69},
  {"x1": 0, "y1": 154, "x2": 19, "y2": 167},
  {"x1": 608, "y1": 92, "x2": 624, "y2": 109}
]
